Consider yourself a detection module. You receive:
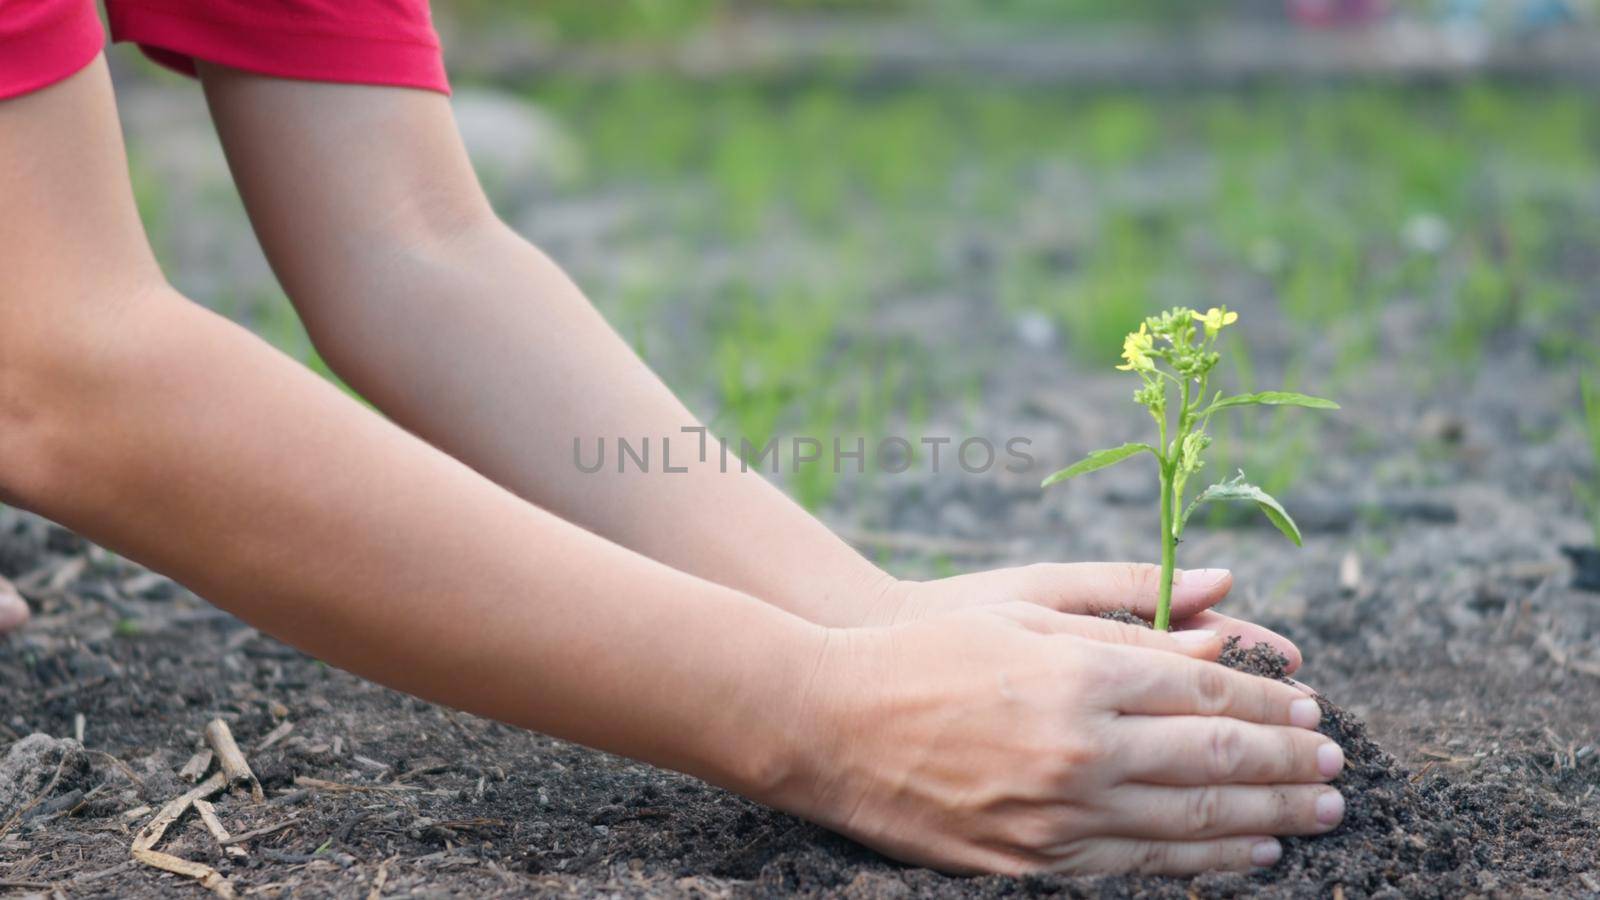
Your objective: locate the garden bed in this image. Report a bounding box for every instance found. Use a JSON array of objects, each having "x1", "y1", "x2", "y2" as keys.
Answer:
[{"x1": 2, "y1": 323, "x2": 1597, "y2": 896}]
